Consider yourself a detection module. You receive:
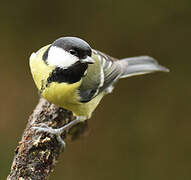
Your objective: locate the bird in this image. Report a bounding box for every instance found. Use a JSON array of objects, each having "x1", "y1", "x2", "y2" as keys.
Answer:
[{"x1": 29, "y1": 37, "x2": 169, "y2": 146}]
